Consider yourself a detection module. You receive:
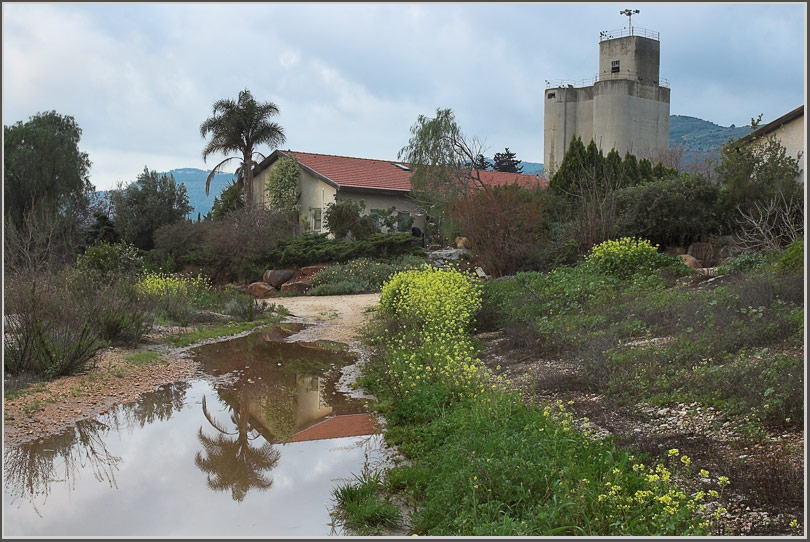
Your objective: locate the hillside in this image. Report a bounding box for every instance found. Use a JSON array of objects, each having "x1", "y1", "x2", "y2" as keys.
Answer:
[
  {"x1": 670, "y1": 115, "x2": 751, "y2": 166},
  {"x1": 160, "y1": 168, "x2": 235, "y2": 218}
]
